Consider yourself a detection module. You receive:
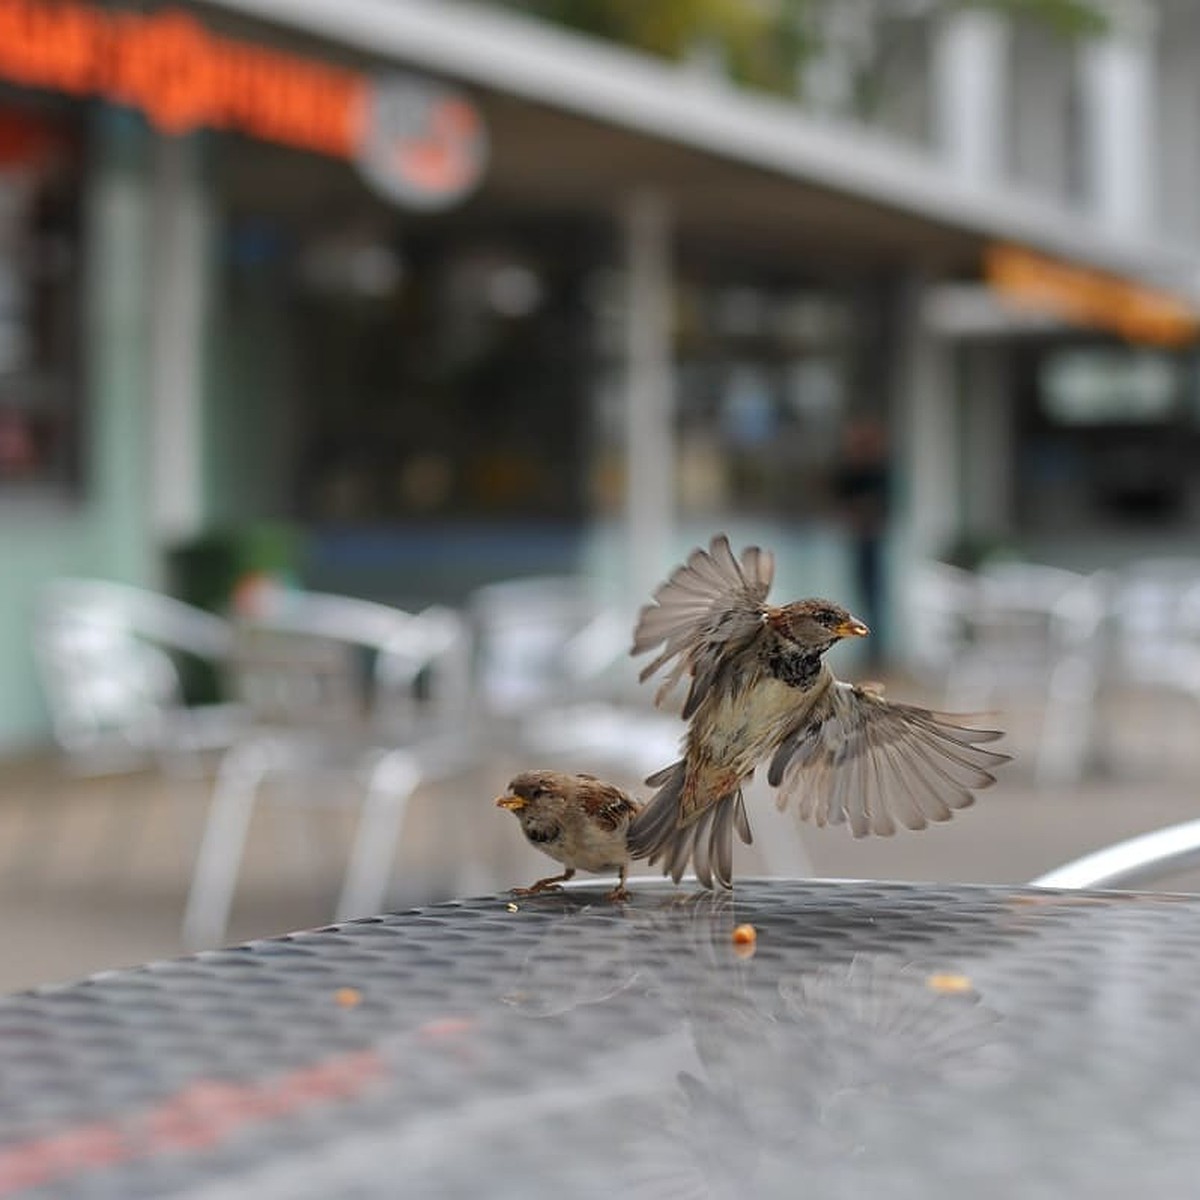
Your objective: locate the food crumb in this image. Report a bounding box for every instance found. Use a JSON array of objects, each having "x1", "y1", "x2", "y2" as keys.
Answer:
[
  {"x1": 926, "y1": 972, "x2": 973, "y2": 995},
  {"x1": 731, "y1": 923, "x2": 758, "y2": 960},
  {"x1": 506, "y1": 902, "x2": 519, "y2": 912},
  {"x1": 333, "y1": 987, "x2": 363, "y2": 1008}
]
